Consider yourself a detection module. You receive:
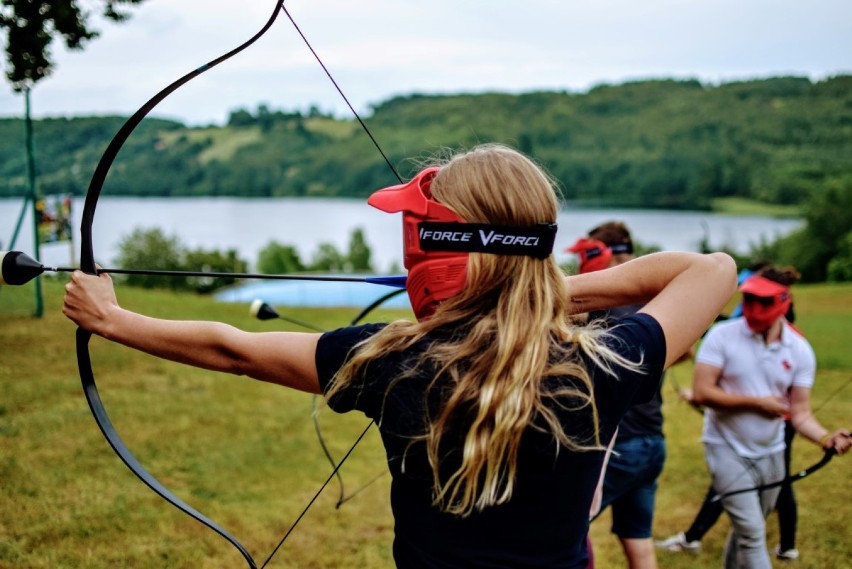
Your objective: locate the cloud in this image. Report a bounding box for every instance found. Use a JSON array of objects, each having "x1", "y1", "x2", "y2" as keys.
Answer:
[{"x1": 0, "y1": 0, "x2": 849, "y2": 125}]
